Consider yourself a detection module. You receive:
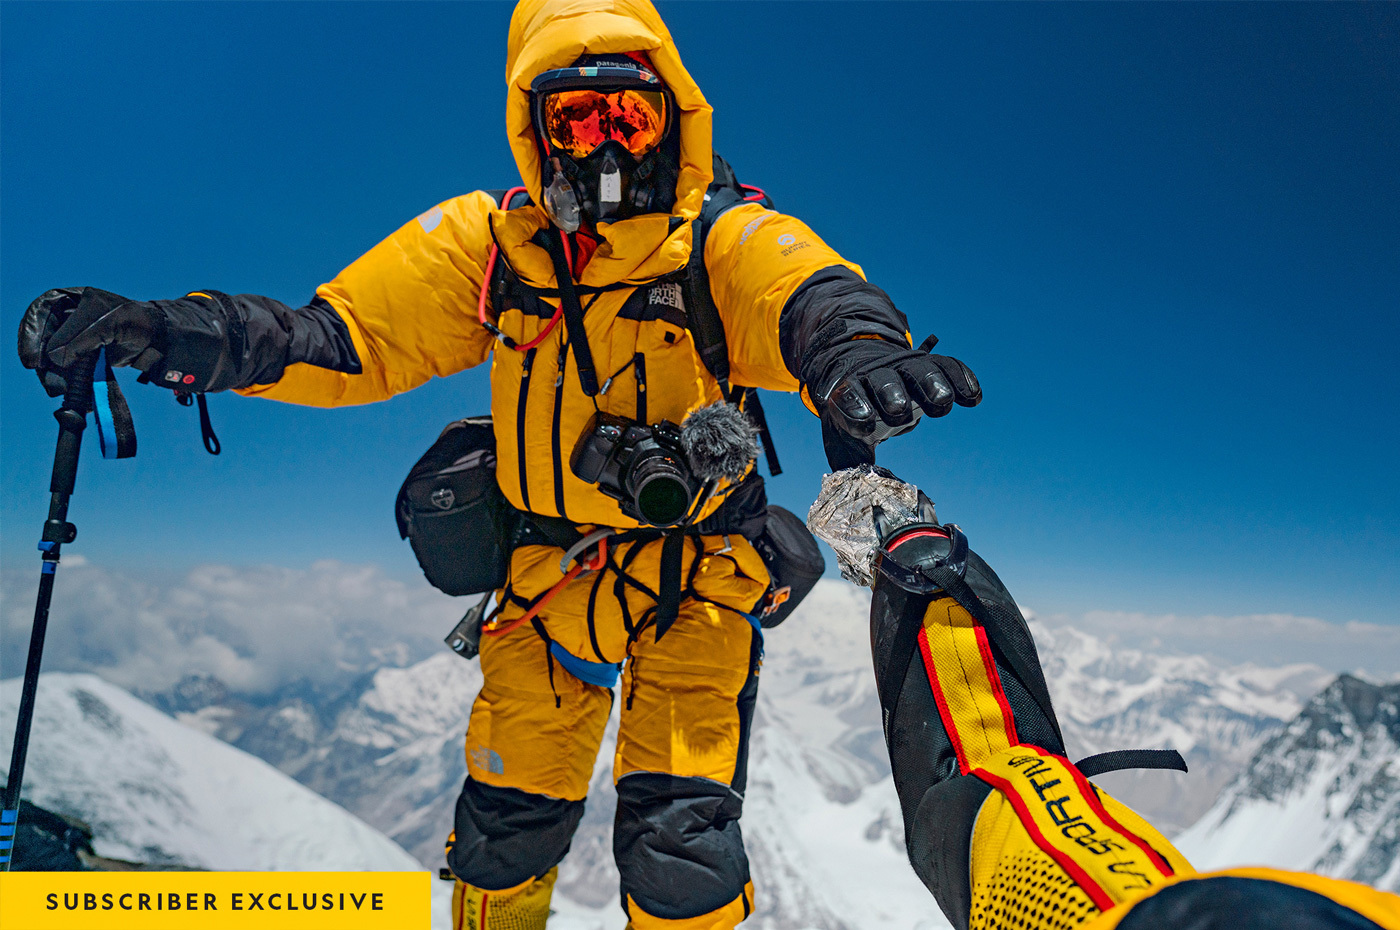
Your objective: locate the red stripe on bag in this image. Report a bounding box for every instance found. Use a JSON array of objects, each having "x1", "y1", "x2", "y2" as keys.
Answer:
[
  {"x1": 973, "y1": 624, "x2": 1020, "y2": 748},
  {"x1": 971, "y1": 766, "x2": 1117, "y2": 911},
  {"x1": 918, "y1": 626, "x2": 971, "y2": 773}
]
